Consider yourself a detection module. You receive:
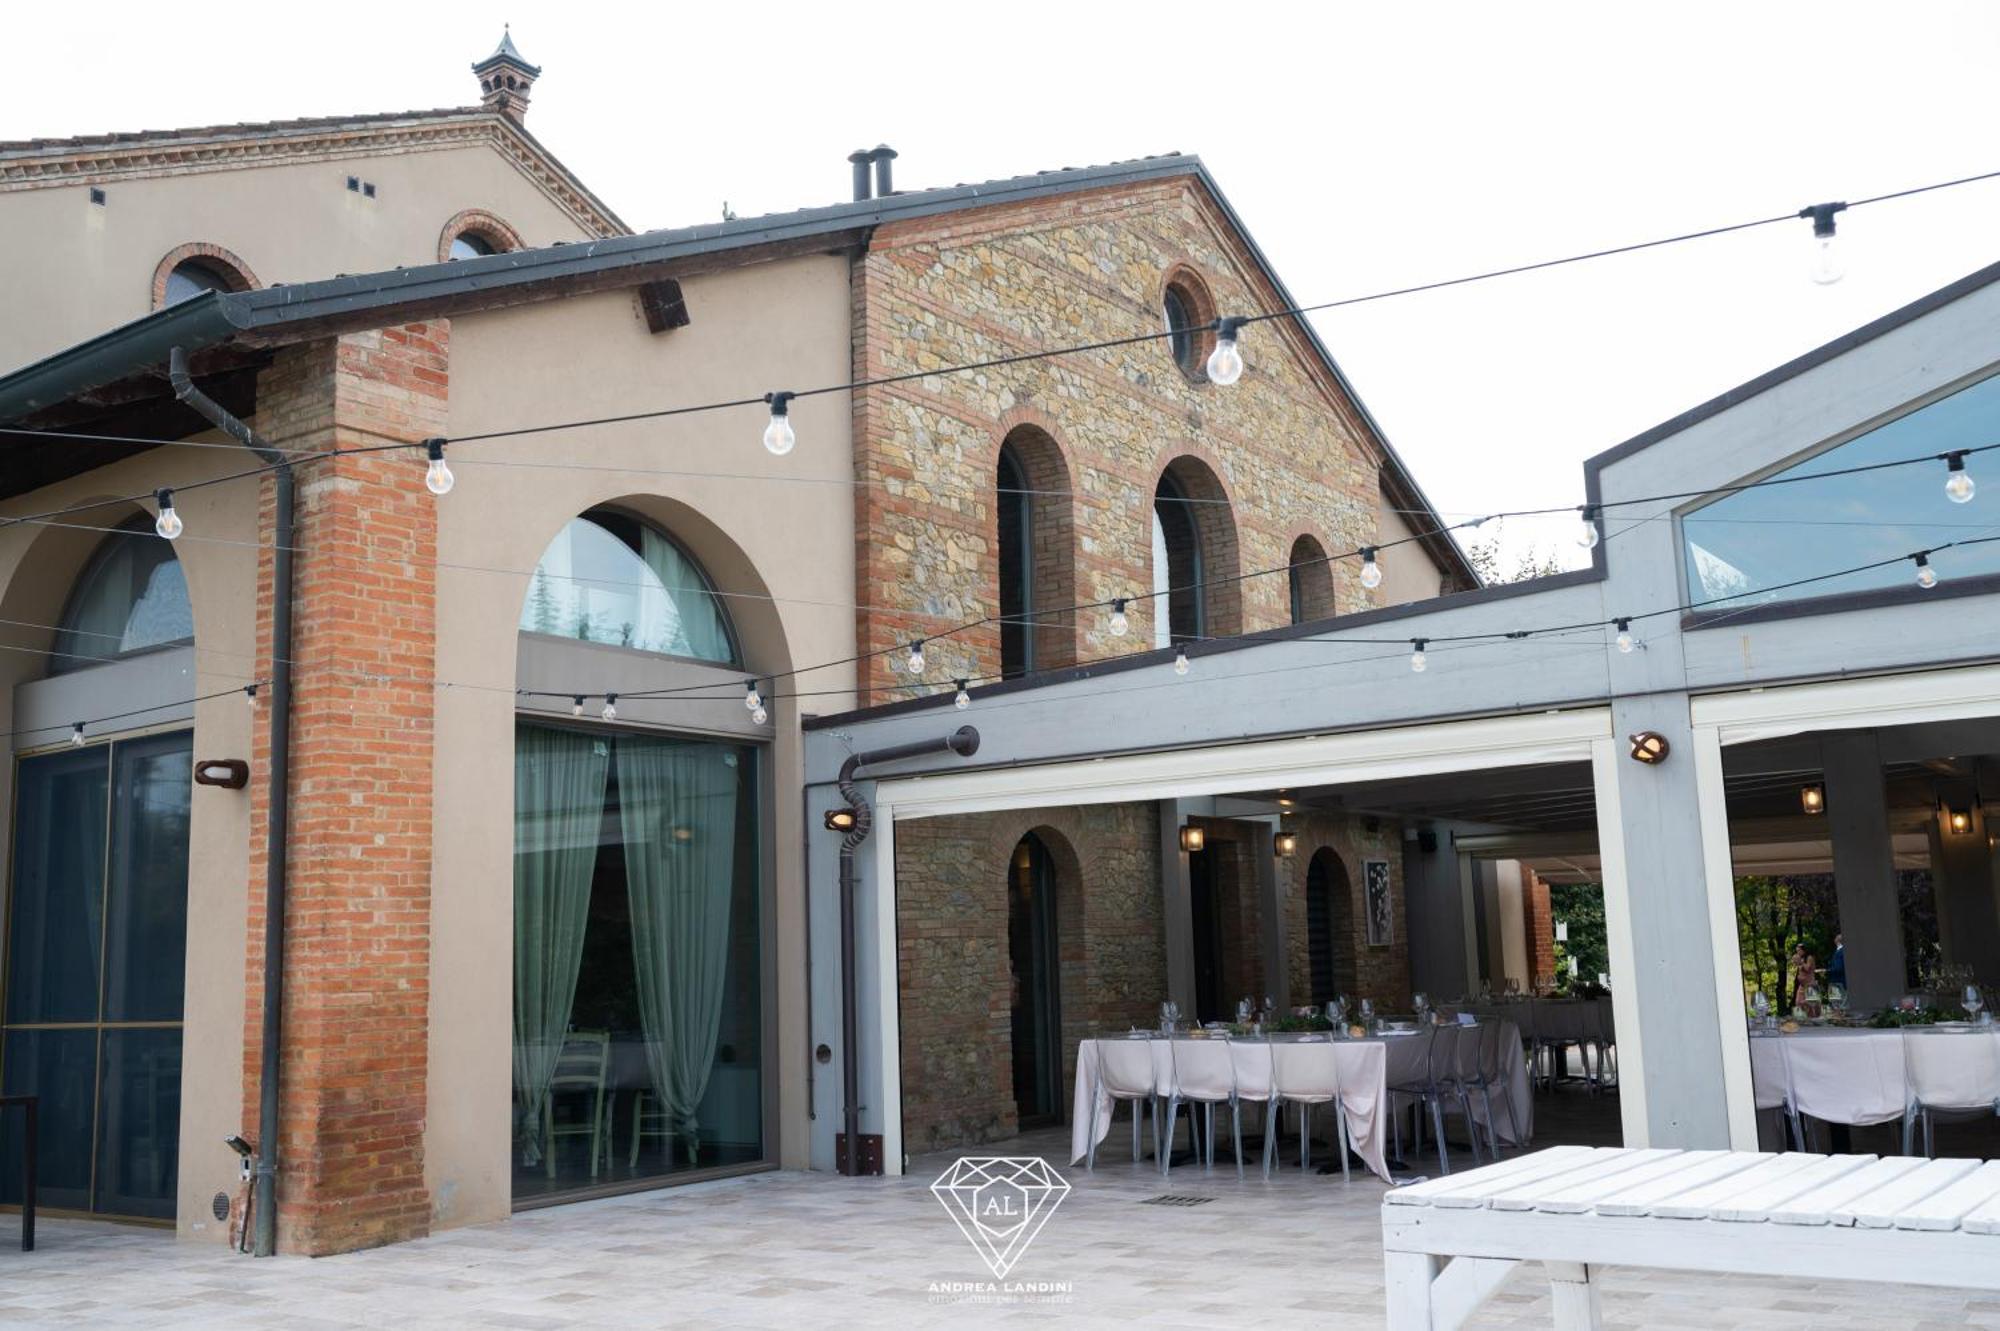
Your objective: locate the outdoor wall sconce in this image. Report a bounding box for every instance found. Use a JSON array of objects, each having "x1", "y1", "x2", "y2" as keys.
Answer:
[
  {"x1": 1274, "y1": 831, "x2": 1298, "y2": 858},
  {"x1": 1627, "y1": 731, "x2": 1670, "y2": 765},
  {"x1": 1800, "y1": 784, "x2": 1825, "y2": 815},
  {"x1": 1179, "y1": 824, "x2": 1206, "y2": 853},
  {"x1": 824, "y1": 808, "x2": 859, "y2": 833},
  {"x1": 193, "y1": 758, "x2": 250, "y2": 790},
  {"x1": 1943, "y1": 804, "x2": 1975, "y2": 836}
]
